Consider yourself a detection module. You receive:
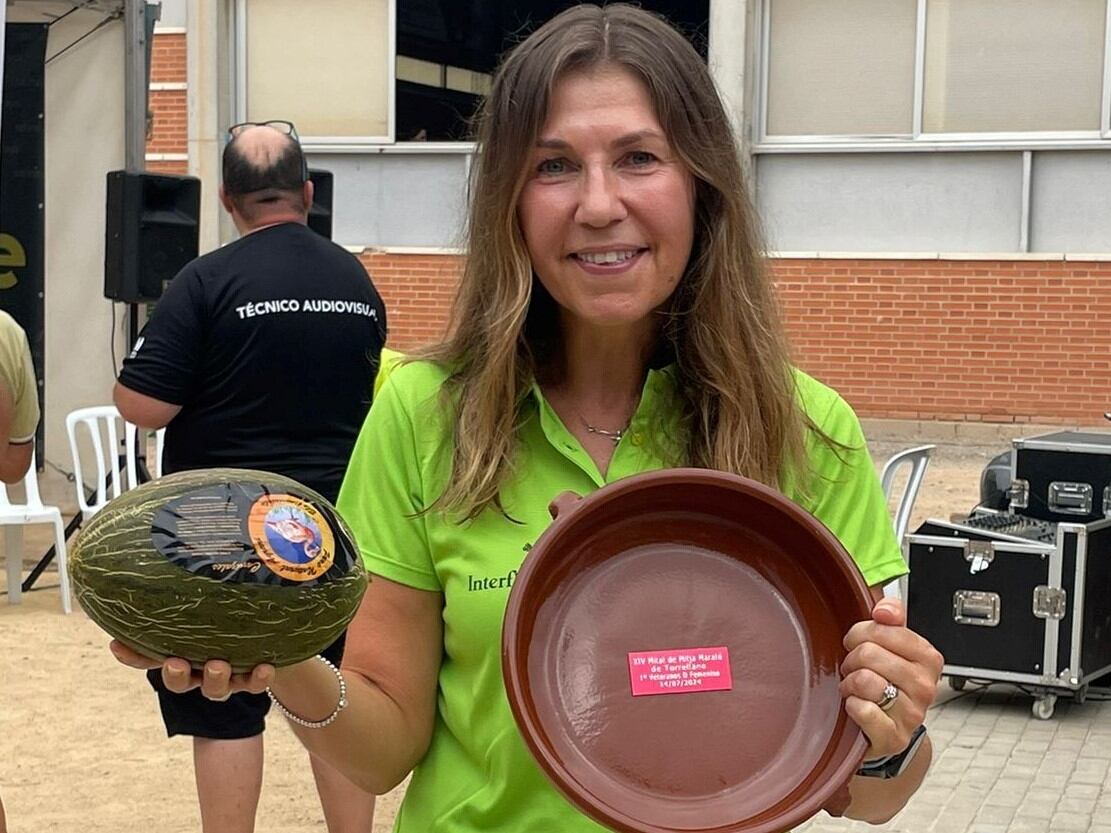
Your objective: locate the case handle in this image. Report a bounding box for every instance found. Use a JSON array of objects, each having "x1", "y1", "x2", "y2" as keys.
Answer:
[
  {"x1": 953, "y1": 590, "x2": 1001, "y2": 627},
  {"x1": 1048, "y1": 481, "x2": 1092, "y2": 515}
]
